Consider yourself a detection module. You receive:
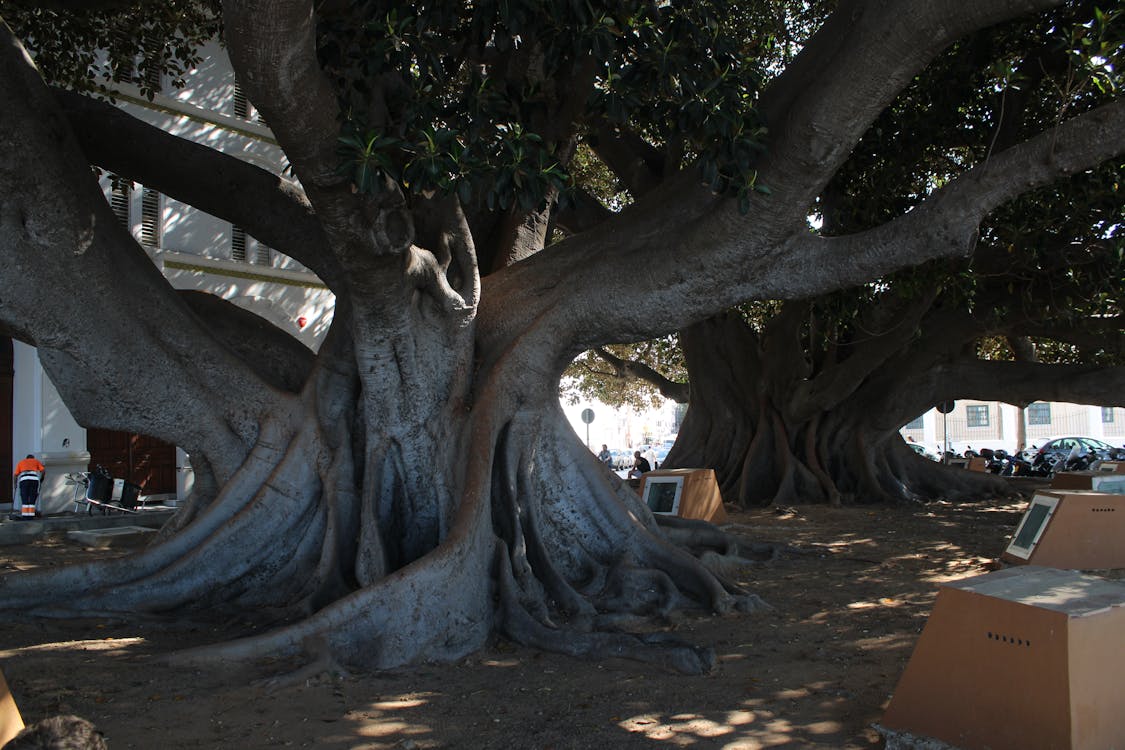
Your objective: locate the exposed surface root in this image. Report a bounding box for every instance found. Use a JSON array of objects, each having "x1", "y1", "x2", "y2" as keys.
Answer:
[
  {"x1": 489, "y1": 410, "x2": 771, "y2": 673},
  {"x1": 253, "y1": 634, "x2": 351, "y2": 692},
  {"x1": 497, "y1": 542, "x2": 717, "y2": 675}
]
